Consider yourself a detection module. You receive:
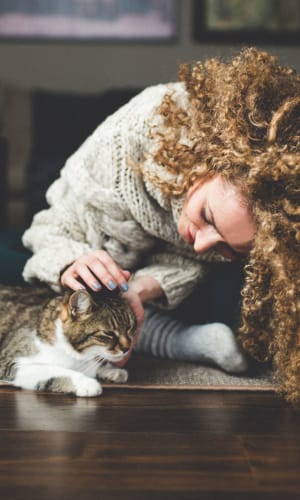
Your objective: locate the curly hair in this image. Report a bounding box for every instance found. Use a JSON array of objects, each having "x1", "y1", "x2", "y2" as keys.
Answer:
[{"x1": 146, "y1": 48, "x2": 300, "y2": 404}]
